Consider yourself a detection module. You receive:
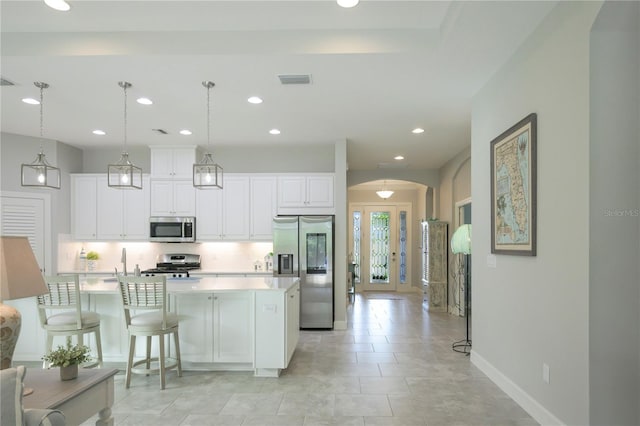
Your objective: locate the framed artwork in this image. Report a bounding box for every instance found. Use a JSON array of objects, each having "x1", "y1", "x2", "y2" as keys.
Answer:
[{"x1": 490, "y1": 113, "x2": 537, "y2": 256}]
